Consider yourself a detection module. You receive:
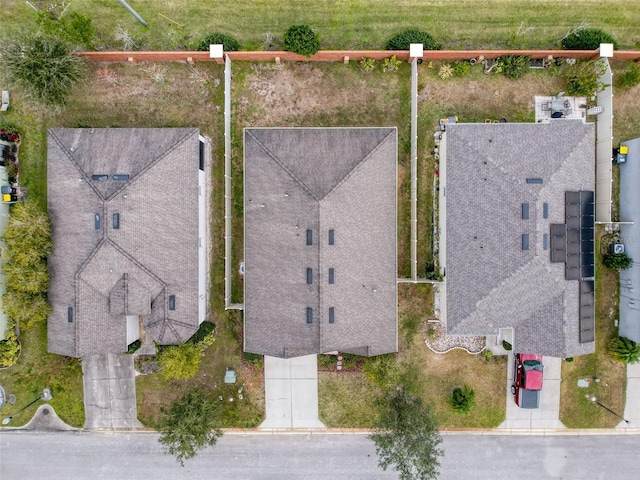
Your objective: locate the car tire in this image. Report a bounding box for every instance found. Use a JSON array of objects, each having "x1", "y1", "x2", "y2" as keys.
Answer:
[{"x1": 510, "y1": 385, "x2": 516, "y2": 395}]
